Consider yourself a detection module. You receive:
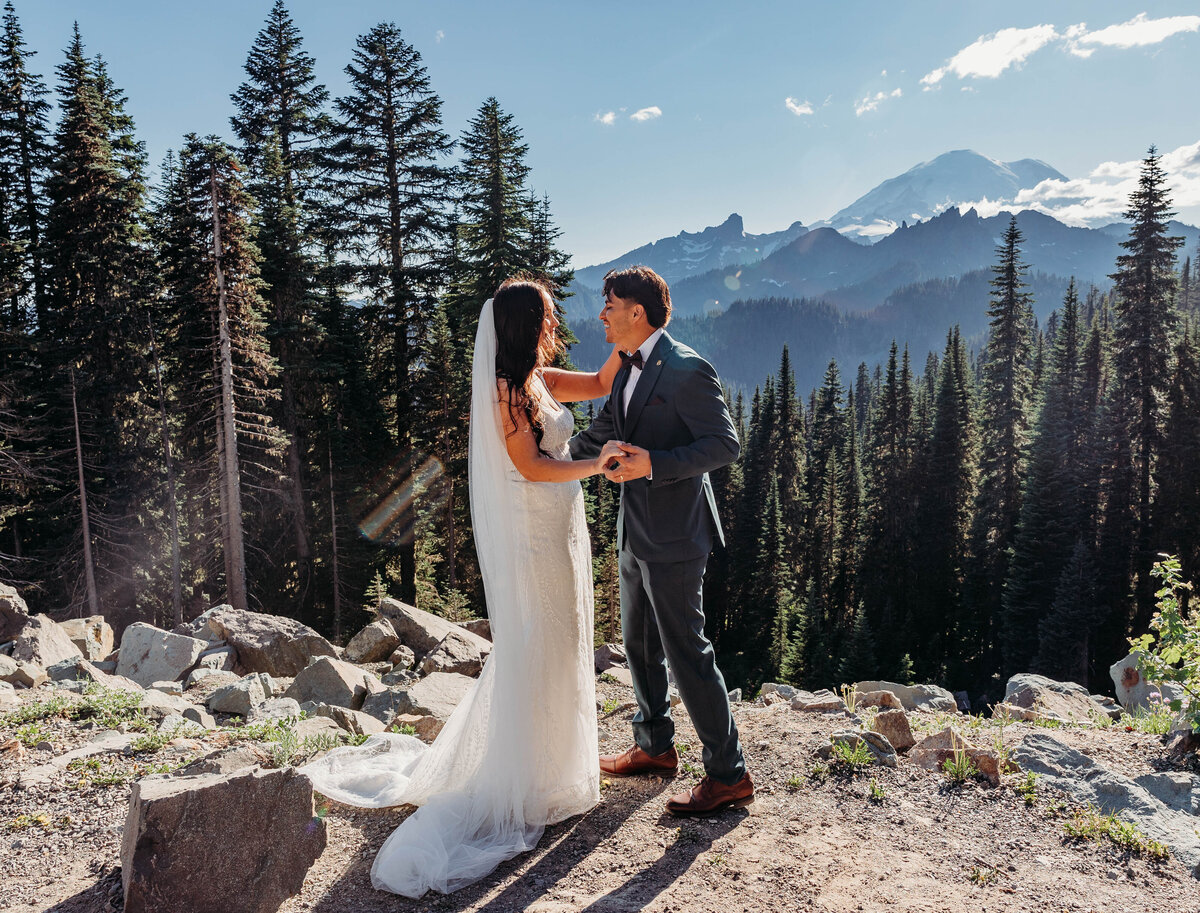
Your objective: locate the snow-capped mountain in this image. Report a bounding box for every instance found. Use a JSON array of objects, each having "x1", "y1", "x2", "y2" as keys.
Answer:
[
  {"x1": 813, "y1": 150, "x2": 1067, "y2": 243},
  {"x1": 573, "y1": 213, "x2": 808, "y2": 290}
]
